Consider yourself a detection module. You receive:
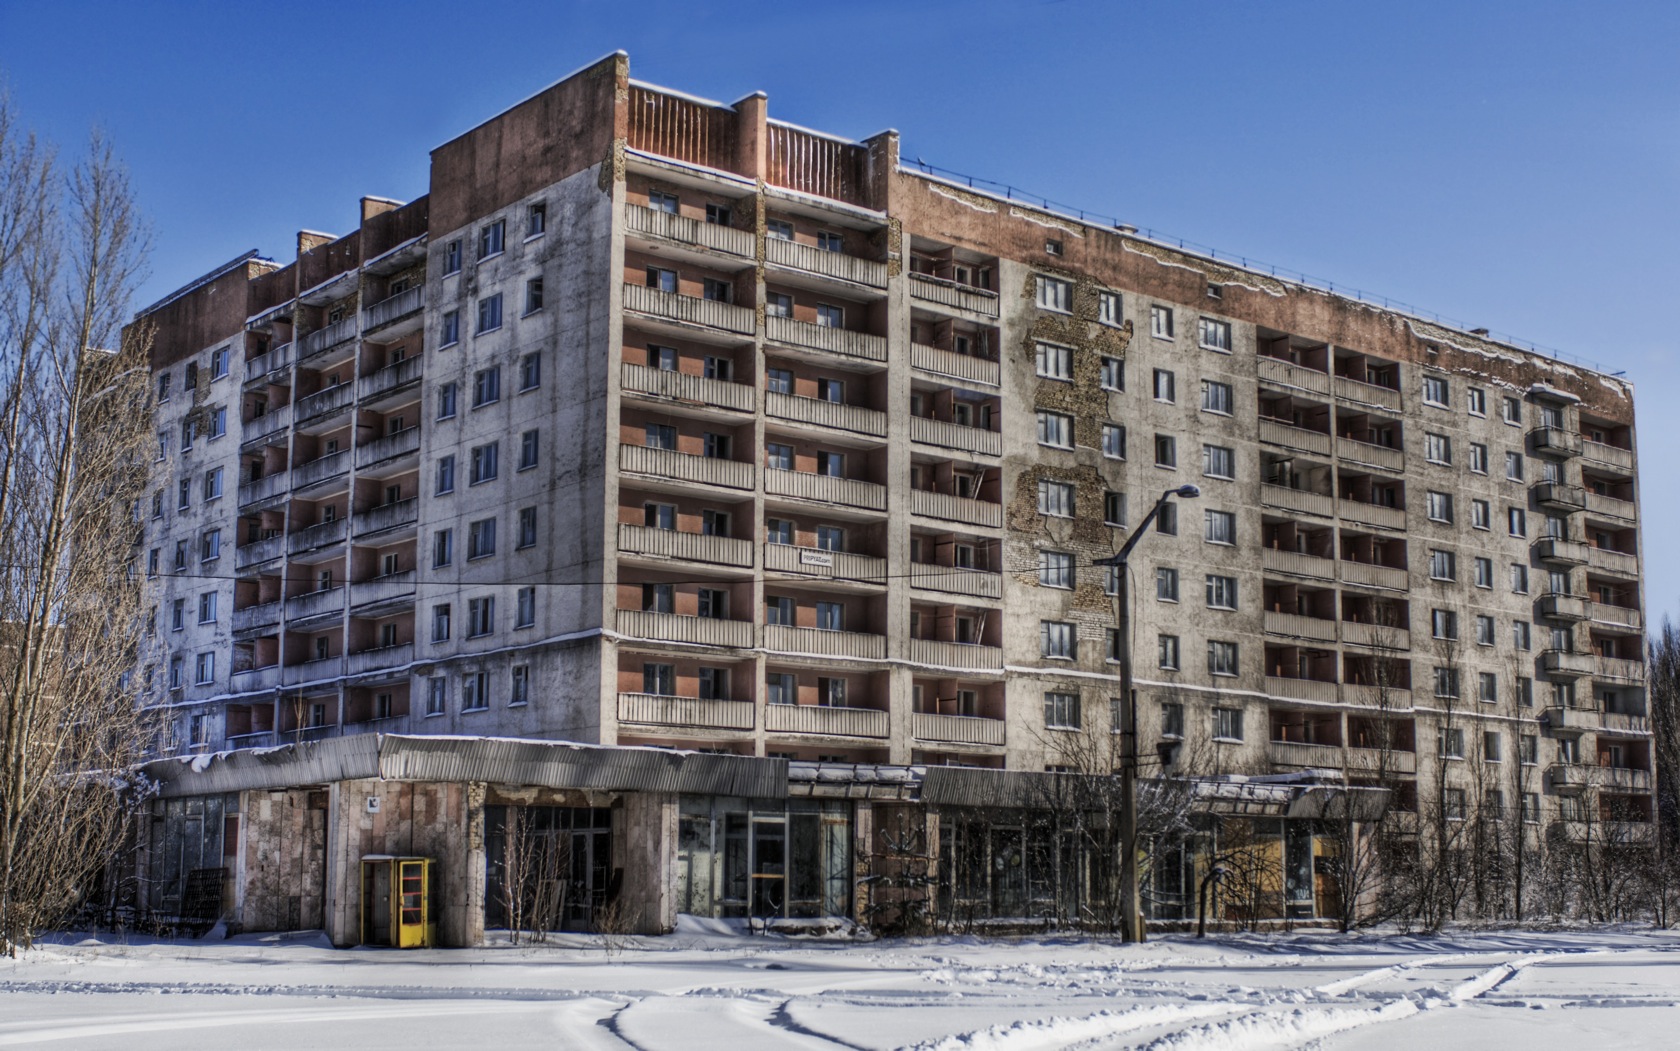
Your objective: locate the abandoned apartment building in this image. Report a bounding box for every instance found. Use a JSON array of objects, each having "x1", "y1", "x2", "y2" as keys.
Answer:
[{"x1": 130, "y1": 51, "x2": 1648, "y2": 943}]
